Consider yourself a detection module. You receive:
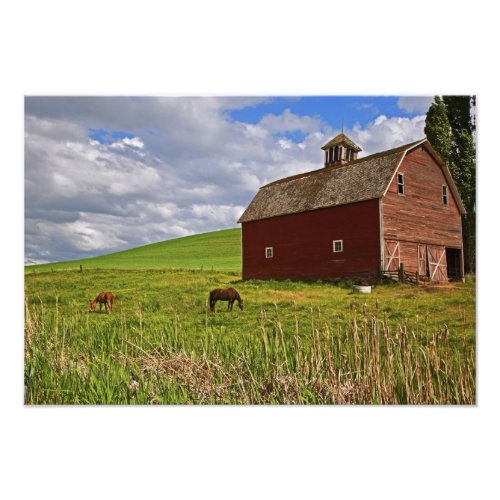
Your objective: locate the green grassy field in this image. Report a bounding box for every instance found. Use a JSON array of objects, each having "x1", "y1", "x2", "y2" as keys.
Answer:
[
  {"x1": 24, "y1": 228, "x2": 476, "y2": 404},
  {"x1": 24, "y1": 265, "x2": 476, "y2": 404},
  {"x1": 25, "y1": 228, "x2": 242, "y2": 273}
]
